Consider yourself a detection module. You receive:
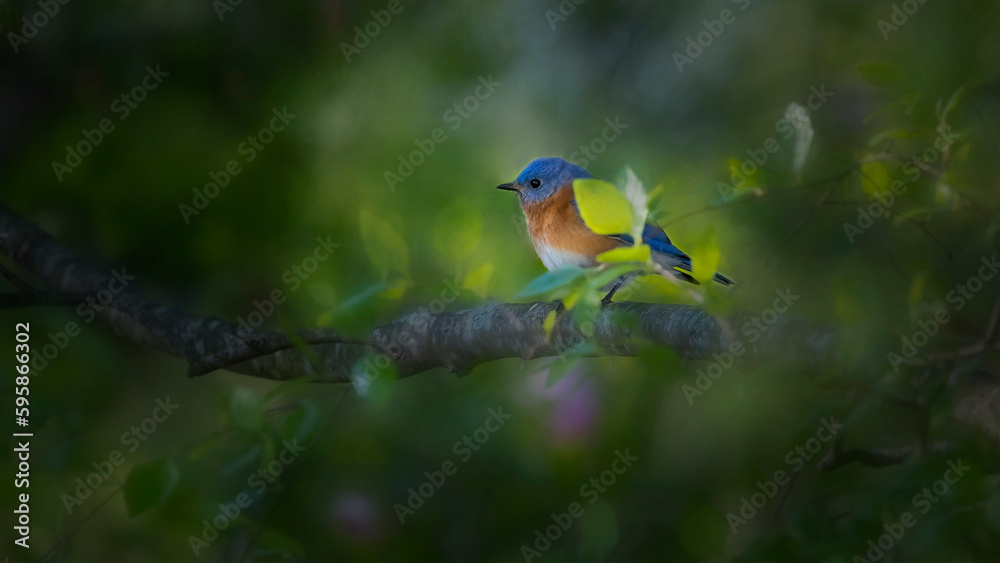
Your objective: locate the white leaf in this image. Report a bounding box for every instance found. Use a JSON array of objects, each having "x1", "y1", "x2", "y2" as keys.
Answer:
[
  {"x1": 785, "y1": 102, "x2": 814, "y2": 181},
  {"x1": 621, "y1": 166, "x2": 648, "y2": 240}
]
